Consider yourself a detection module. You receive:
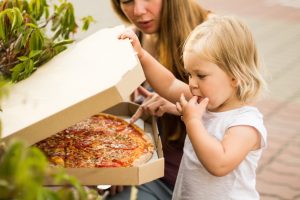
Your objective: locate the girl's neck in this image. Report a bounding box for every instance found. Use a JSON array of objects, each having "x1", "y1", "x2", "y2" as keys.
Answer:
[{"x1": 210, "y1": 99, "x2": 250, "y2": 113}]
